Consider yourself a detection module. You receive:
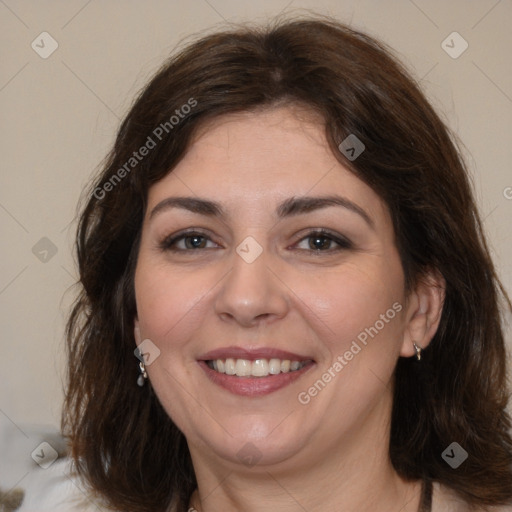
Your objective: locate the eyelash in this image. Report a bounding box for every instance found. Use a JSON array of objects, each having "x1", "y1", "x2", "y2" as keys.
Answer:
[{"x1": 159, "y1": 229, "x2": 353, "y2": 254}]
